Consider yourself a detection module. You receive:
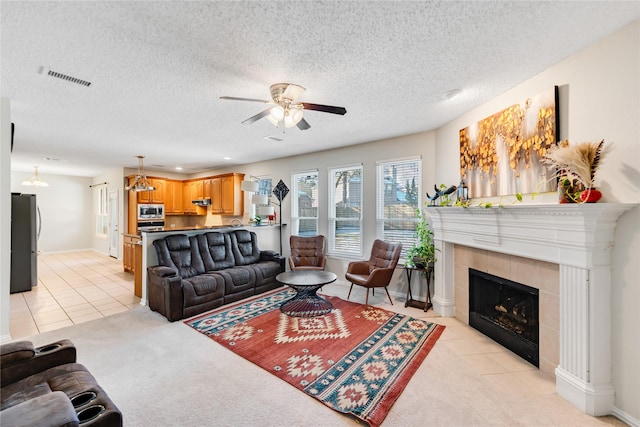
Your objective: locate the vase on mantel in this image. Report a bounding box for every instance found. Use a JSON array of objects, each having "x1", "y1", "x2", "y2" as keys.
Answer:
[{"x1": 580, "y1": 187, "x2": 602, "y2": 203}]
